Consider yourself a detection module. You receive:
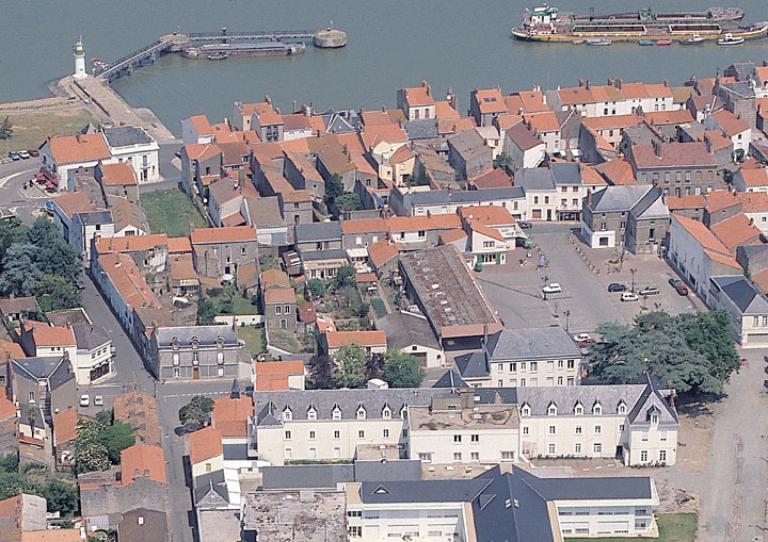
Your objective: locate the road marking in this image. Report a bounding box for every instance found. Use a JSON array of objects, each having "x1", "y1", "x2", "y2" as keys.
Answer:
[{"x1": 0, "y1": 167, "x2": 38, "y2": 188}]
